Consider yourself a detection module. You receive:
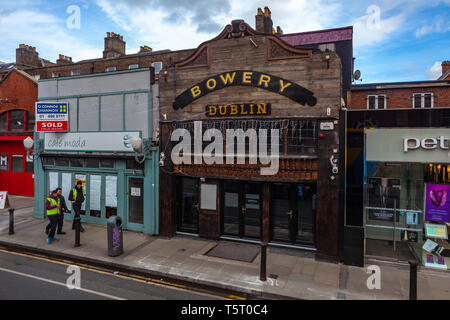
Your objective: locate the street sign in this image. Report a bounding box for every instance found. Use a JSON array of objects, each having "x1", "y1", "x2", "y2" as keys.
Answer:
[
  {"x1": 35, "y1": 102, "x2": 69, "y2": 132},
  {"x1": 0, "y1": 191, "x2": 10, "y2": 209}
]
